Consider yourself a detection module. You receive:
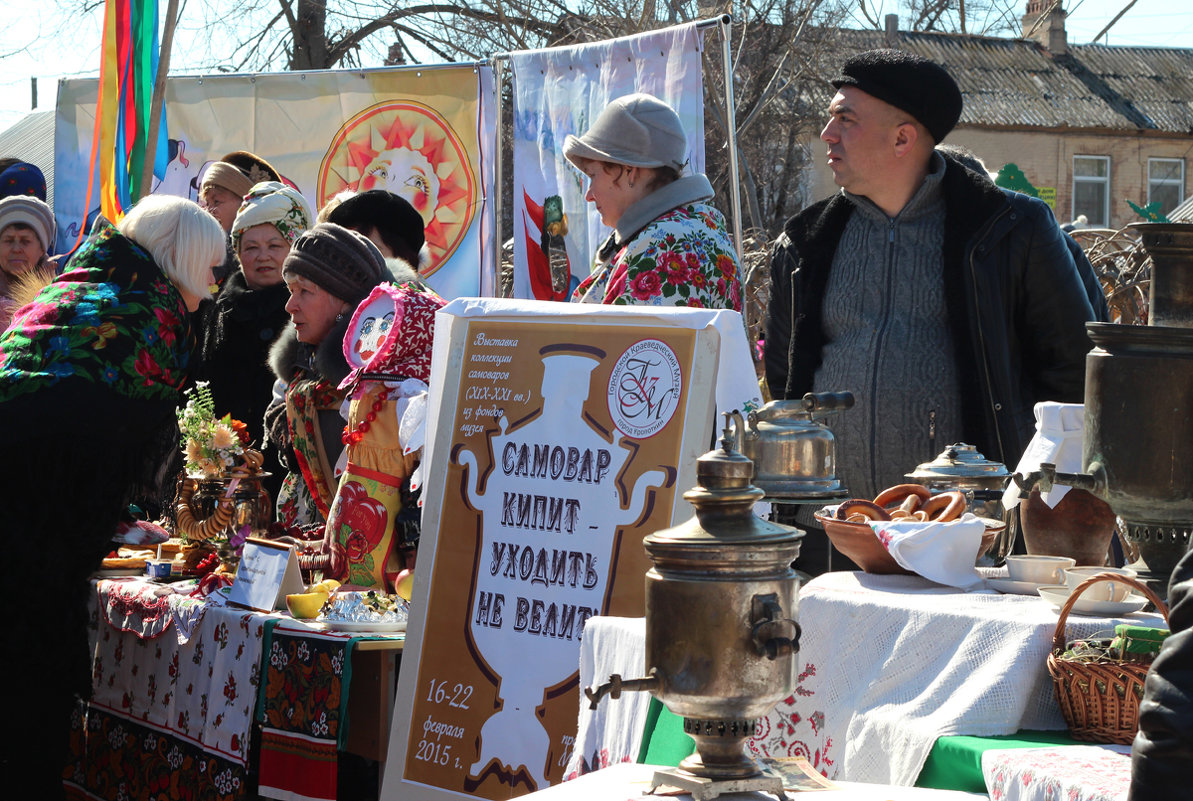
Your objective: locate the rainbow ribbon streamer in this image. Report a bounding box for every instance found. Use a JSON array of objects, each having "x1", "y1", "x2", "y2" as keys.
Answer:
[{"x1": 87, "y1": 0, "x2": 168, "y2": 225}]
